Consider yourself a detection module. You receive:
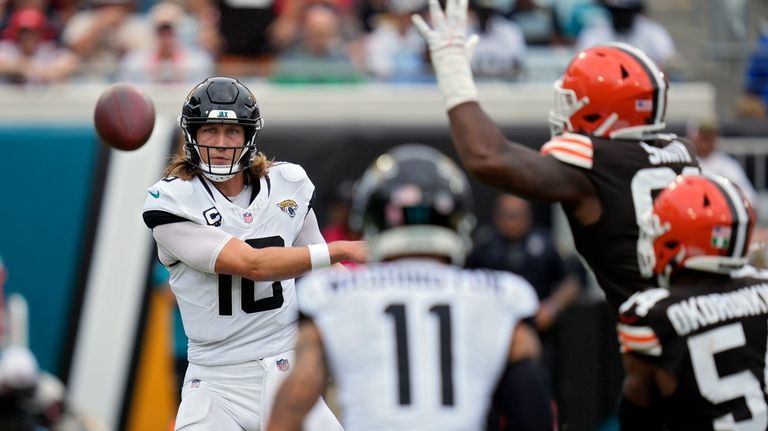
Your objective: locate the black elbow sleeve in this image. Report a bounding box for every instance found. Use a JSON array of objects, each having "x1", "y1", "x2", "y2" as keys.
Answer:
[
  {"x1": 492, "y1": 358, "x2": 554, "y2": 431},
  {"x1": 618, "y1": 394, "x2": 665, "y2": 431}
]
